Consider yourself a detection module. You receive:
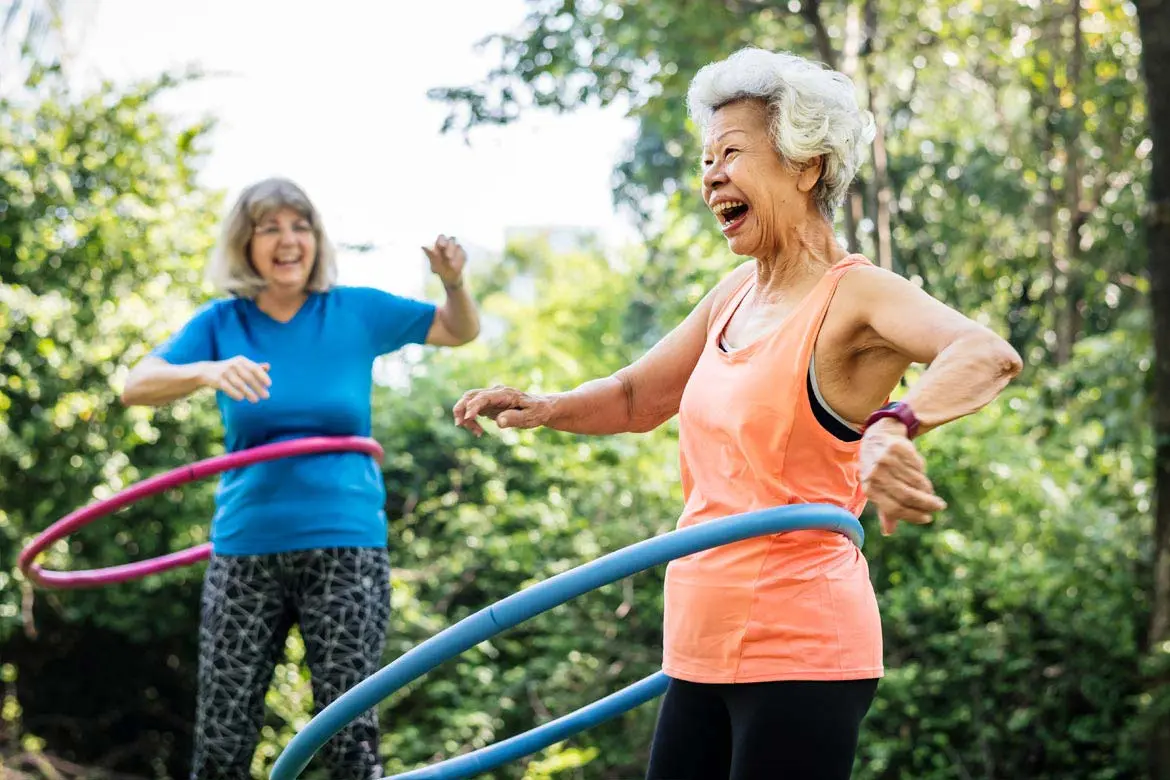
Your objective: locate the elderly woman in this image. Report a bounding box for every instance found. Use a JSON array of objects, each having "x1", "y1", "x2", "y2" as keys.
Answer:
[
  {"x1": 454, "y1": 48, "x2": 1021, "y2": 780},
  {"x1": 121, "y1": 178, "x2": 479, "y2": 779}
]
